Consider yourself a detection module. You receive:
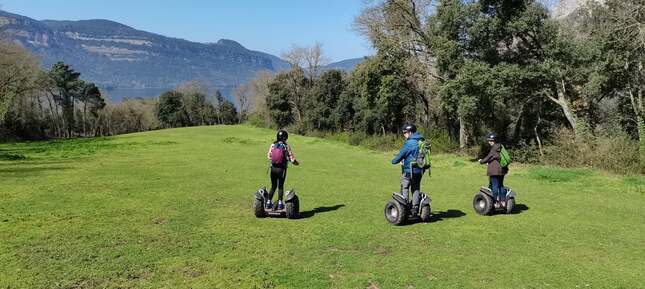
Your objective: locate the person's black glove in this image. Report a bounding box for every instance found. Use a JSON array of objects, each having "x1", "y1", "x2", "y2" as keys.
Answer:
[{"x1": 292, "y1": 159, "x2": 300, "y2": 166}]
